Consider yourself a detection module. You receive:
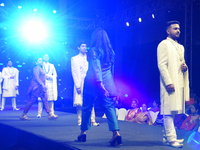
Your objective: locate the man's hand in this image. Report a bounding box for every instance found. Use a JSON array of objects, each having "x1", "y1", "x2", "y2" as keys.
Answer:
[
  {"x1": 181, "y1": 63, "x2": 187, "y2": 72},
  {"x1": 46, "y1": 75, "x2": 50, "y2": 80},
  {"x1": 10, "y1": 75, "x2": 15, "y2": 79},
  {"x1": 41, "y1": 84, "x2": 47, "y2": 92},
  {"x1": 76, "y1": 88, "x2": 81, "y2": 94},
  {"x1": 166, "y1": 84, "x2": 175, "y2": 93}
]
